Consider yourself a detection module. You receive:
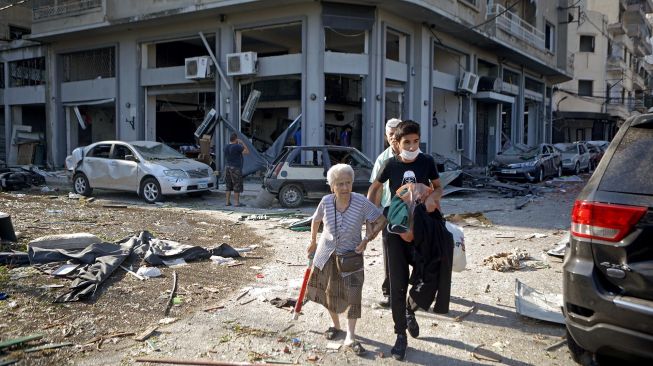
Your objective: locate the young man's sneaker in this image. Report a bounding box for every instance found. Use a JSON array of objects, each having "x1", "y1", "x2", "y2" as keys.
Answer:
[
  {"x1": 391, "y1": 334, "x2": 407, "y2": 361},
  {"x1": 406, "y1": 309, "x2": 420, "y2": 338}
]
